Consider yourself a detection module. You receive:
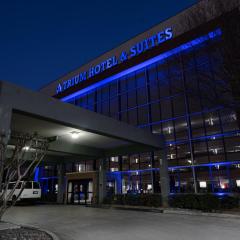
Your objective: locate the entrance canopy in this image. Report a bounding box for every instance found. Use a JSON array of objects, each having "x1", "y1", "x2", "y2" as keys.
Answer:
[{"x1": 0, "y1": 81, "x2": 164, "y2": 161}]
